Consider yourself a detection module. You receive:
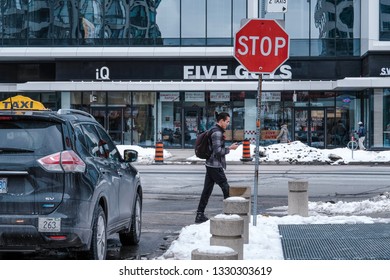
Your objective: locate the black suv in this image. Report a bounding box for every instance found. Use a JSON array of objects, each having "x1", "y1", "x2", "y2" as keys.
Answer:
[{"x1": 0, "y1": 107, "x2": 142, "y2": 260}]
